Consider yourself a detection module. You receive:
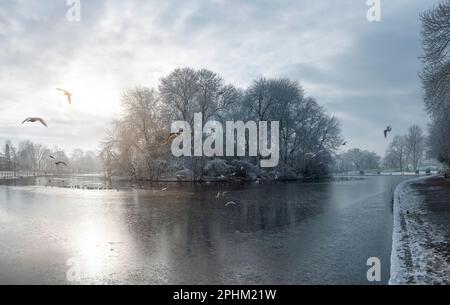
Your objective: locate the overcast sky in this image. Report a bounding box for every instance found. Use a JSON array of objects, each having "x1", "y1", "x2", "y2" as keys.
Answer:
[{"x1": 0, "y1": 0, "x2": 440, "y2": 156}]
